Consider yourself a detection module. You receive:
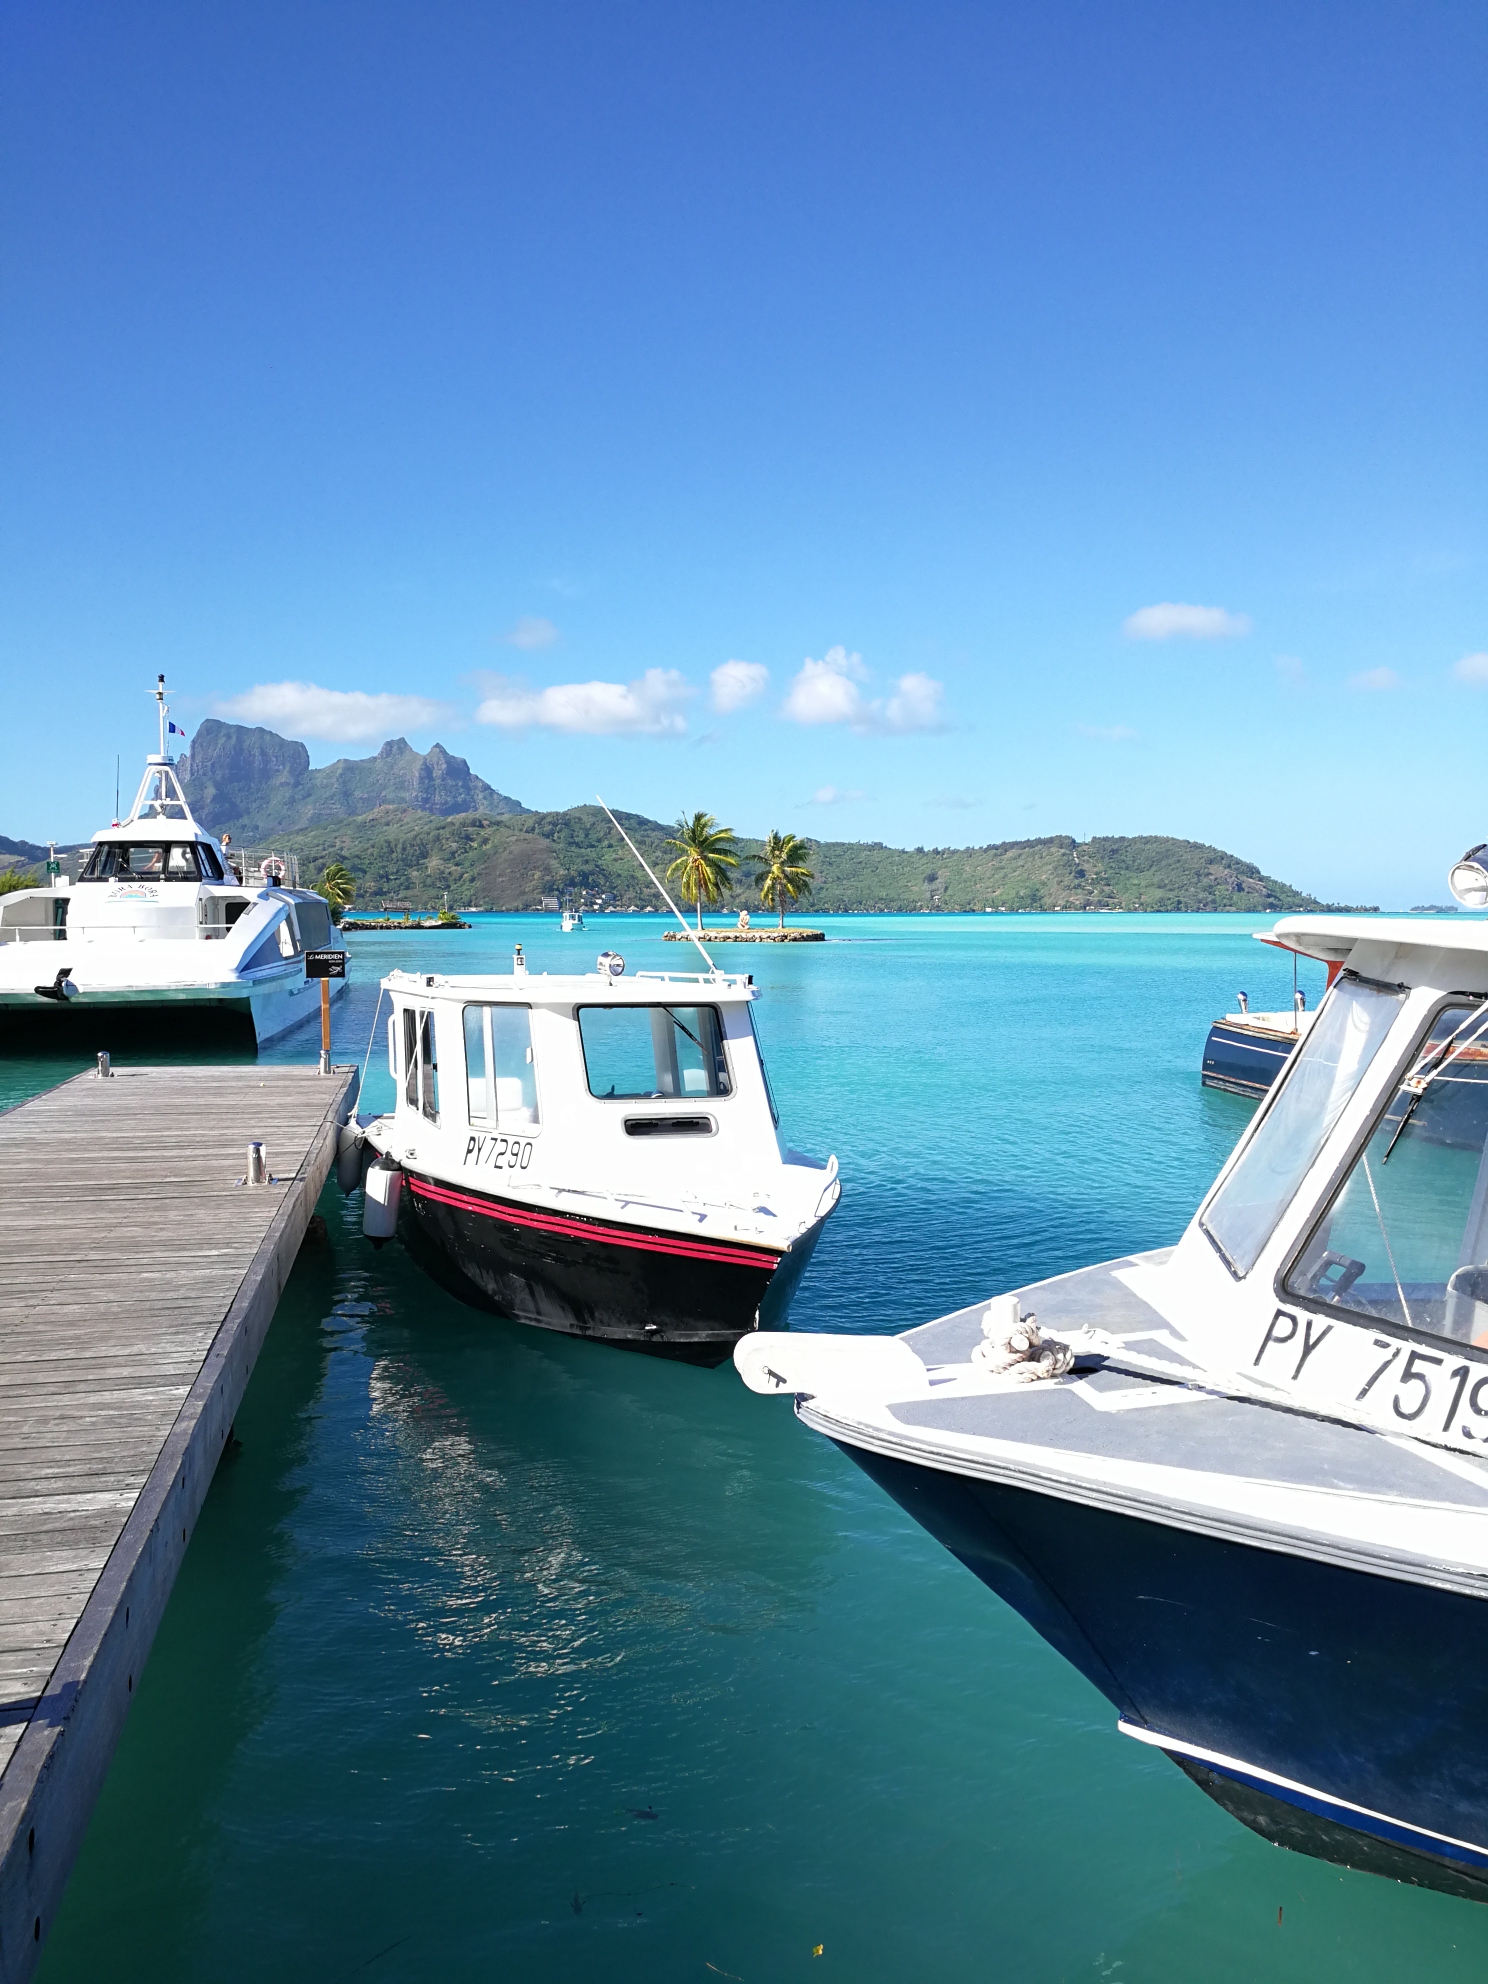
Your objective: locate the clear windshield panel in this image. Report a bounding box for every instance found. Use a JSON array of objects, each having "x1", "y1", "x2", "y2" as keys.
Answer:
[
  {"x1": 80, "y1": 843, "x2": 202, "y2": 881},
  {"x1": 463, "y1": 1004, "x2": 539, "y2": 1127},
  {"x1": 1286, "y1": 1004, "x2": 1488, "y2": 1341},
  {"x1": 578, "y1": 1005, "x2": 731, "y2": 1100},
  {"x1": 1201, "y1": 977, "x2": 1405, "y2": 1275}
]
